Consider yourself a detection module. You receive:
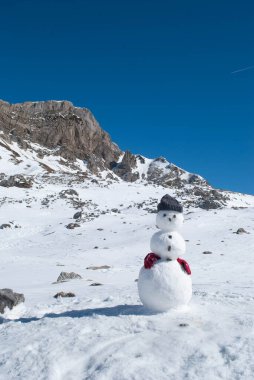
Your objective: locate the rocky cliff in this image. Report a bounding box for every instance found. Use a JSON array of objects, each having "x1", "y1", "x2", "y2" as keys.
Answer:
[{"x1": 0, "y1": 100, "x2": 121, "y2": 172}]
